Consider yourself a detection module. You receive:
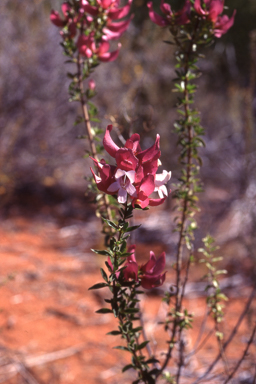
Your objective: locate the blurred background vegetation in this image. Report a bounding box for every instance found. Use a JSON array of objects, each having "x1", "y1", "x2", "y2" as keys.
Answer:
[{"x1": 0, "y1": 0, "x2": 255, "y2": 273}]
